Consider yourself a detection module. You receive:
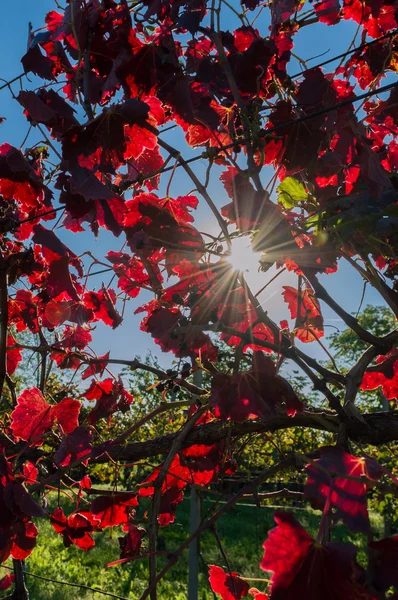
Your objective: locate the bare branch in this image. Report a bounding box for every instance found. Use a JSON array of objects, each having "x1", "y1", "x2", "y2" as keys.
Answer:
[
  {"x1": 304, "y1": 269, "x2": 387, "y2": 349},
  {"x1": 148, "y1": 408, "x2": 205, "y2": 599}
]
